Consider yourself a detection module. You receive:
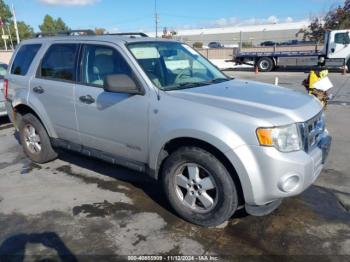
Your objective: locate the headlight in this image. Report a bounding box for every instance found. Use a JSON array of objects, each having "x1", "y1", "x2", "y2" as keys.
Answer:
[{"x1": 256, "y1": 124, "x2": 302, "y2": 152}]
